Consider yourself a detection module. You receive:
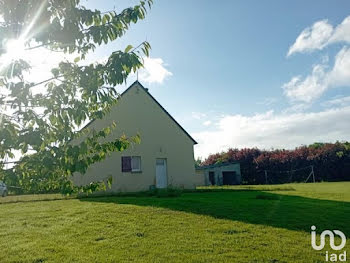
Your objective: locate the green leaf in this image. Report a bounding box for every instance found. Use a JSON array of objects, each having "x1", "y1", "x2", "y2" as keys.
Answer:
[
  {"x1": 0, "y1": 0, "x2": 153, "y2": 195},
  {"x1": 124, "y1": 45, "x2": 133, "y2": 53}
]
